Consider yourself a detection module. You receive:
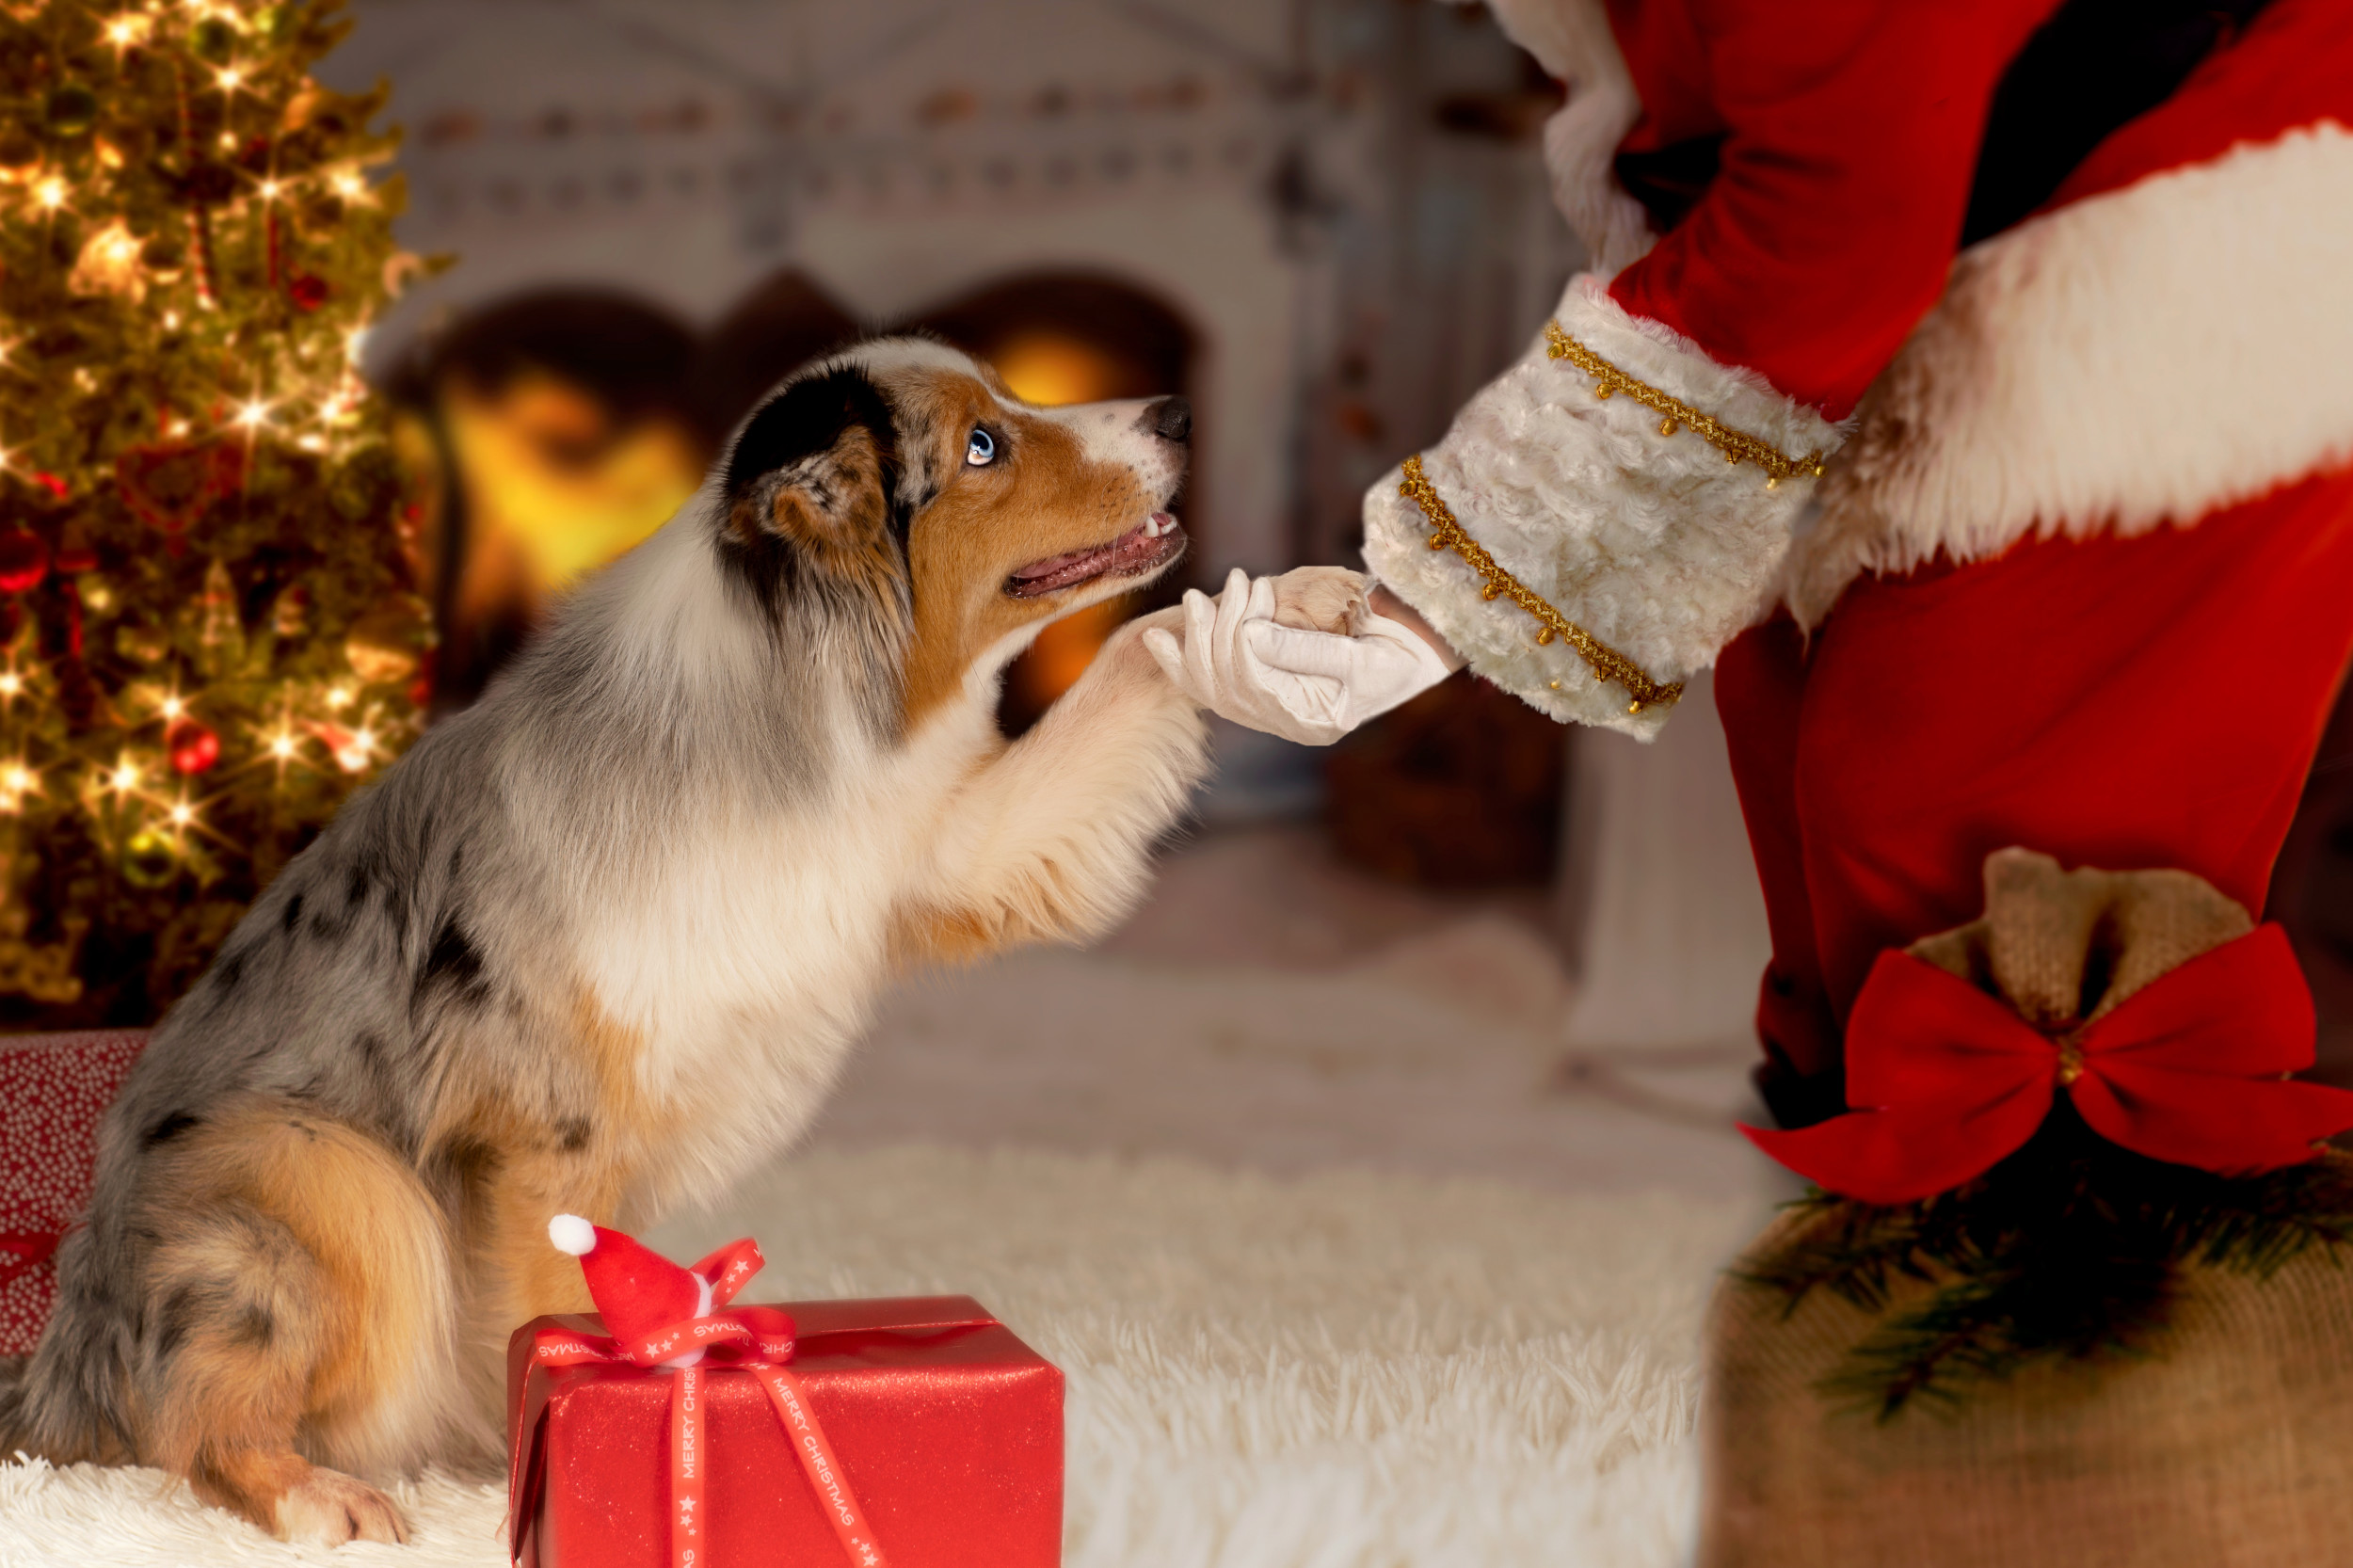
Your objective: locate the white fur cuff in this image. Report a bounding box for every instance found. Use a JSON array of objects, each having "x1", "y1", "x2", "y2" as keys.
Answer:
[
  {"x1": 1363, "y1": 274, "x2": 1846, "y2": 740},
  {"x1": 1787, "y1": 121, "x2": 2353, "y2": 627}
]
